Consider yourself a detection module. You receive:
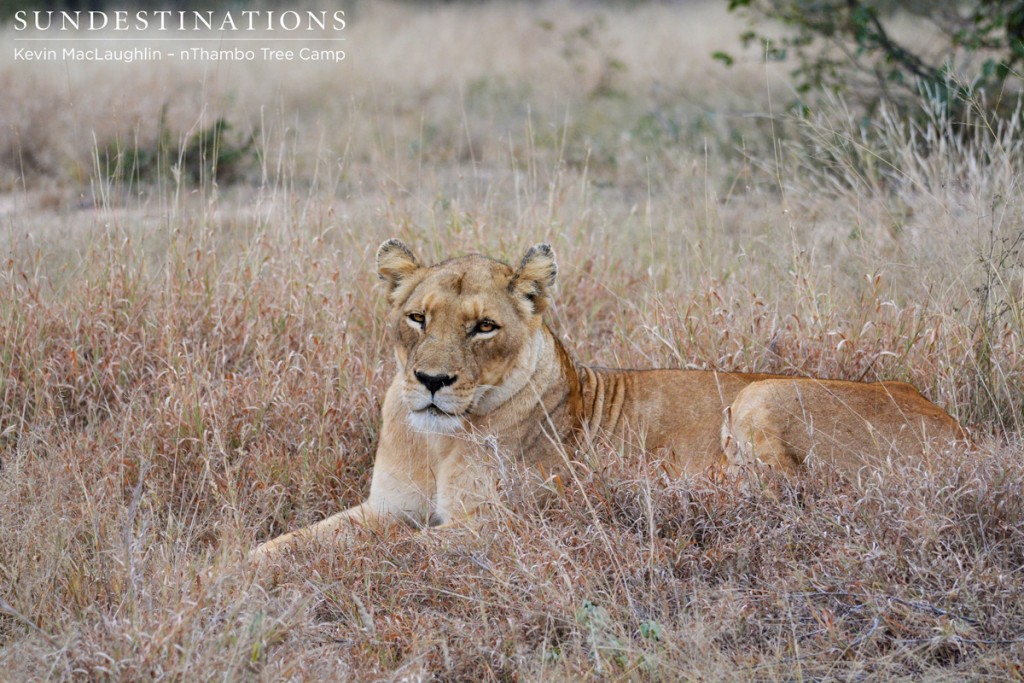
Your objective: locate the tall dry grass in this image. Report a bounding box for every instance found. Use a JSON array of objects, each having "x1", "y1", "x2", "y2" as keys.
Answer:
[{"x1": 1, "y1": 1, "x2": 1022, "y2": 679}]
